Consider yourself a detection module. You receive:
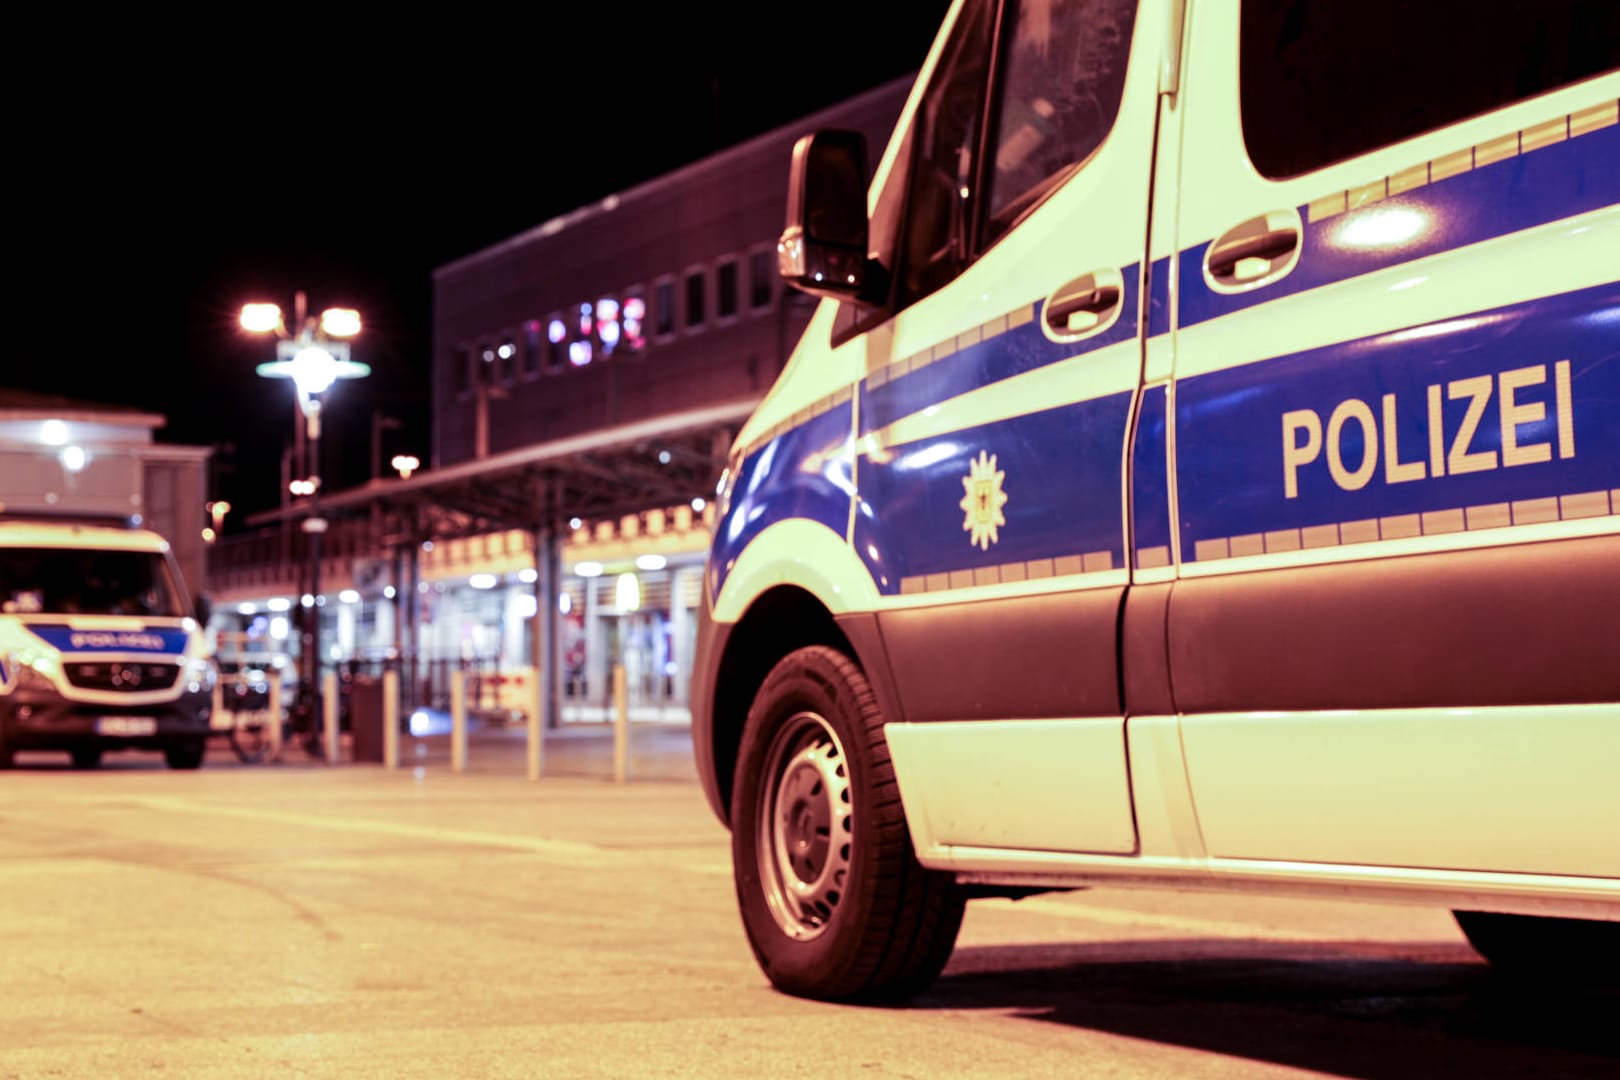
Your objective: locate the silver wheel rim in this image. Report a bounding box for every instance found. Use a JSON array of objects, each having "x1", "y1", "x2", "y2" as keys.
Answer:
[{"x1": 756, "y1": 709, "x2": 853, "y2": 941}]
